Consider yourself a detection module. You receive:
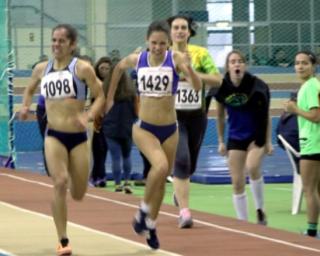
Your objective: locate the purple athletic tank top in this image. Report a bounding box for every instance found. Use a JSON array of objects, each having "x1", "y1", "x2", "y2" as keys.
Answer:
[{"x1": 136, "y1": 50, "x2": 179, "y2": 97}]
